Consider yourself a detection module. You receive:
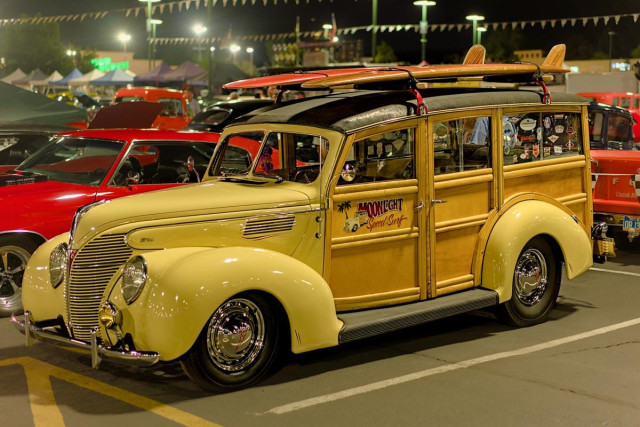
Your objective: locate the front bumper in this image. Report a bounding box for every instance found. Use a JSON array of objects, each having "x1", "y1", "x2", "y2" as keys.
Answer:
[{"x1": 11, "y1": 311, "x2": 160, "y2": 368}]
